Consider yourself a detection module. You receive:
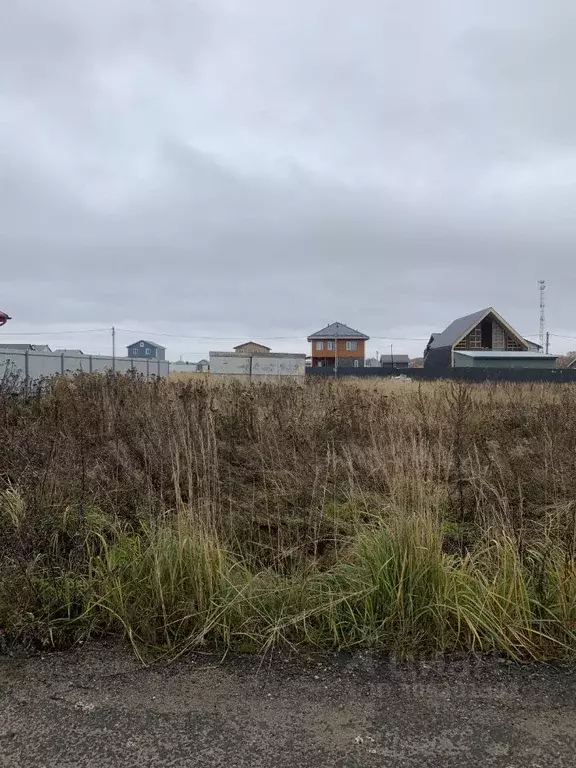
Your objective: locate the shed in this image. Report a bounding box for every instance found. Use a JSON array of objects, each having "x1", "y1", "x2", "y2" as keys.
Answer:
[{"x1": 380, "y1": 354, "x2": 410, "y2": 368}]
